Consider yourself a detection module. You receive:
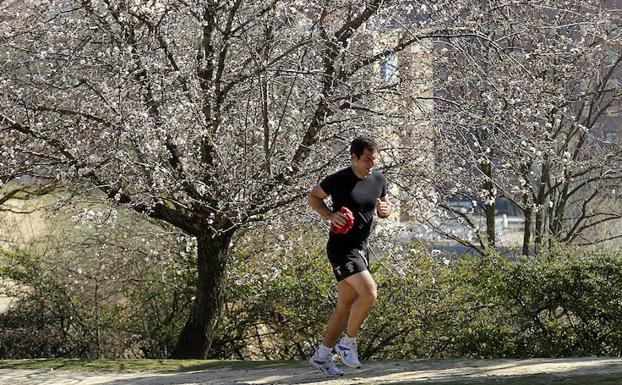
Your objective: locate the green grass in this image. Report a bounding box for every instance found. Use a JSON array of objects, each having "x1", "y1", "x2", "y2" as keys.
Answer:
[{"x1": 0, "y1": 358, "x2": 305, "y2": 373}]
